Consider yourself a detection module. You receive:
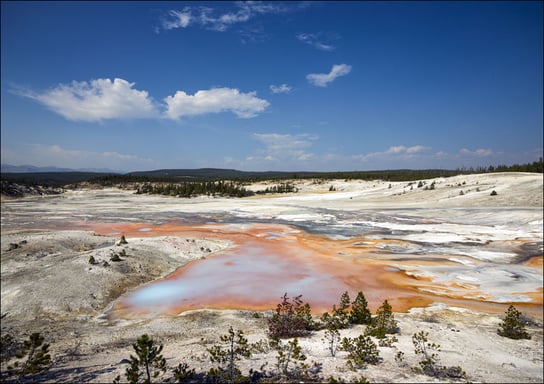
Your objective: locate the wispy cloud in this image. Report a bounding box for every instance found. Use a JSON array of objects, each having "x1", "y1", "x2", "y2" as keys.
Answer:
[
  {"x1": 163, "y1": 9, "x2": 192, "y2": 29},
  {"x1": 164, "y1": 87, "x2": 269, "y2": 119},
  {"x1": 160, "y1": 2, "x2": 294, "y2": 33},
  {"x1": 460, "y1": 148, "x2": 493, "y2": 157},
  {"x1": 386, "y1": 145, "x2": 428, "y2": 155},
  {"x1": 1, "y1": 144, "x2": 157, "y2": 172},
  {"x1": 14, "y1": 79, "x2": 270, "y2": 121},
  {"x1": 353, "y1": 145, "x2": 430, "y2": 162},
  {"x1": 252, "y1": 133, "x2": 318, "y2": 162},
  {"x1": 306, "y1": 64, "x2": 352, "y2": 87},
  {"x1": 297, "y1": 32, "x2": 336, "y2": 51},
  {"x1": 13, "y1": 78, "x2": 159, "y2": 122},
  {"x1": 269, "y1": 84, "x2": 292, "y2": 94},
  {"x1": 350, "y1": 145, "x2": 505, "y2": 170}
]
